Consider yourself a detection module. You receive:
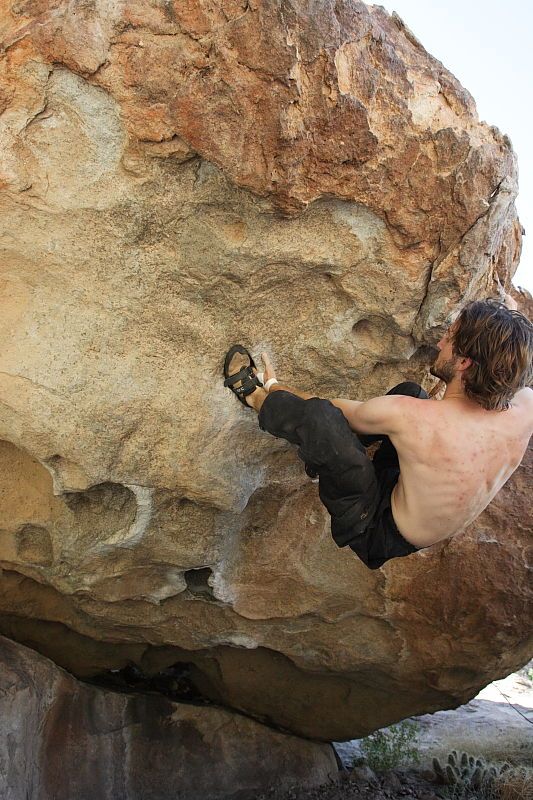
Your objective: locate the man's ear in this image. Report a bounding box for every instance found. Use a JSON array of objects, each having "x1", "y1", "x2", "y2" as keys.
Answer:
[{"x1": 457, "y1": 356, "x2": 473, "y2": 373}]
